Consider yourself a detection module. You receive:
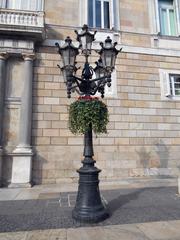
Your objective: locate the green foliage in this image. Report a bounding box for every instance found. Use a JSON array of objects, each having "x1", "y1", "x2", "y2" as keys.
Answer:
[{"x1": 69, "y1": 97, "x2": 109, "y2": 135}]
